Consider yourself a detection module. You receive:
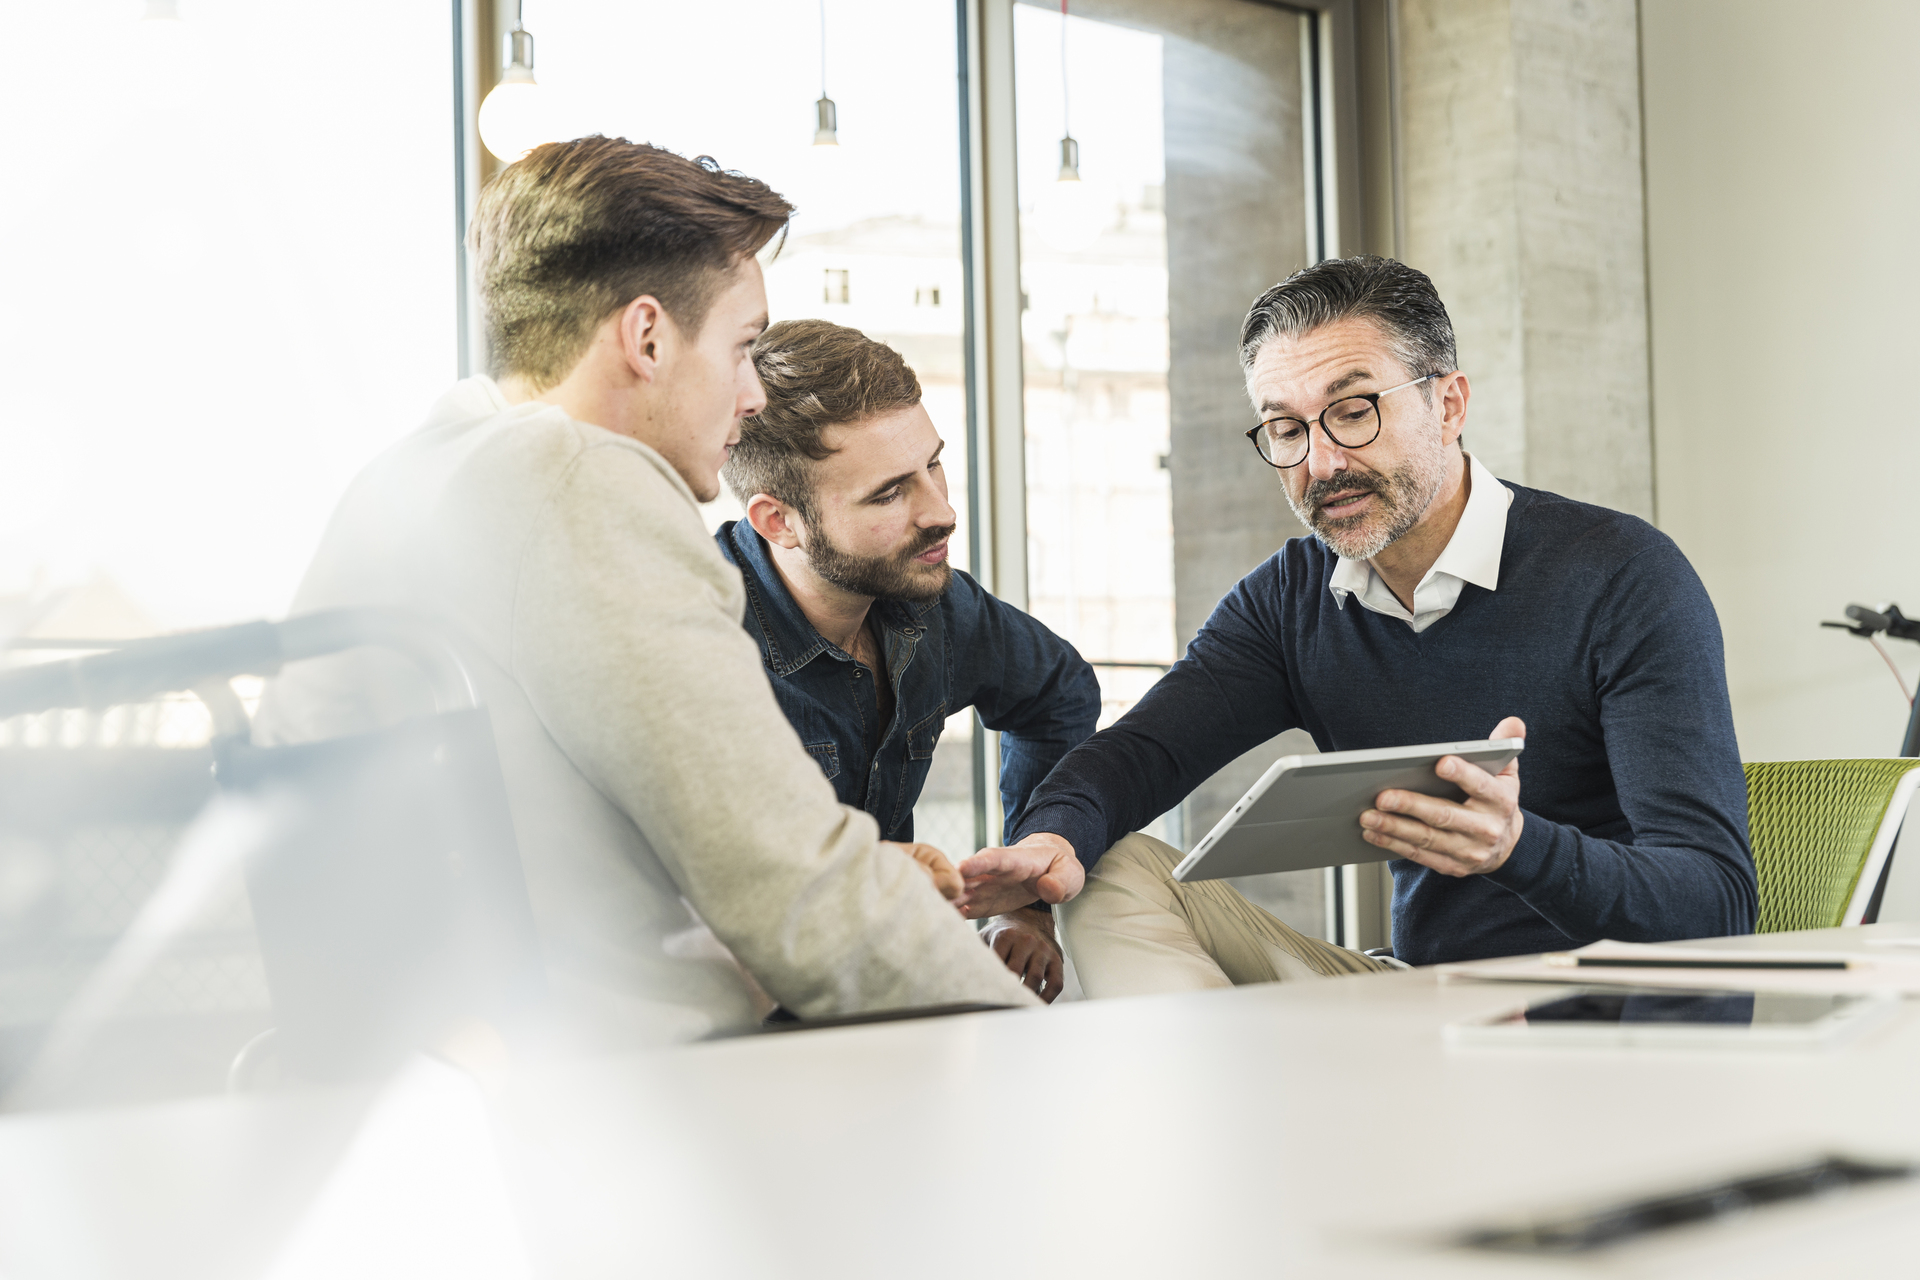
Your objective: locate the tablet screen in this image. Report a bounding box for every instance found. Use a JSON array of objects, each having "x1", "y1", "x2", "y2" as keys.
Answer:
[{"x1": 1500, "y1": 988, "x2": 1855, "y2": 1028}]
